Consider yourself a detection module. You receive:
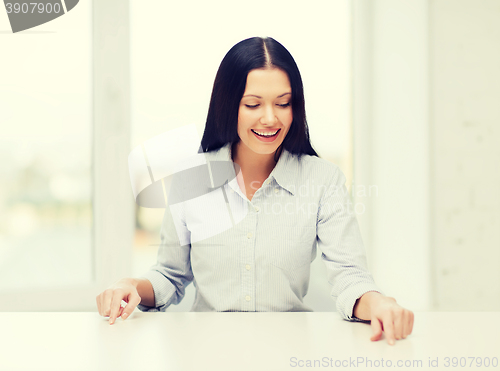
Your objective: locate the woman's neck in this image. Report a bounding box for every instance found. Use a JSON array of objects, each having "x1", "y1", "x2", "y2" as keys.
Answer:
[
  {"x1": 232, "y1": 141, "x2": 276, "y2": 178},
  {"x1": 231, "y1": 141, "x2": 277, "y2": 178},
  {"x1": 231, "y1": 141, "x2": 280, "y2": 200}
]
